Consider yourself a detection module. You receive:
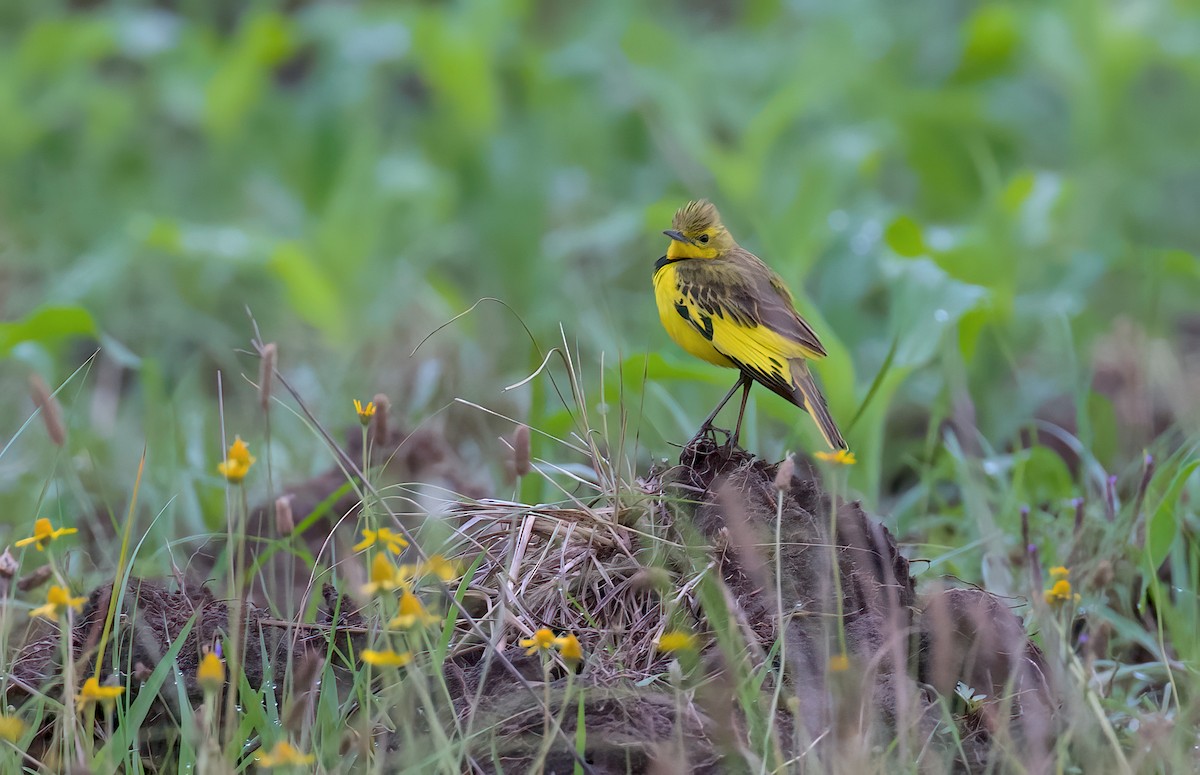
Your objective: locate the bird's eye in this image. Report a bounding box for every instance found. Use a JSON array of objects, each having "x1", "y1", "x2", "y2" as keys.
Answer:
[{"x1": 698, "y1": 234, "x2": 710, "y2": 244}]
